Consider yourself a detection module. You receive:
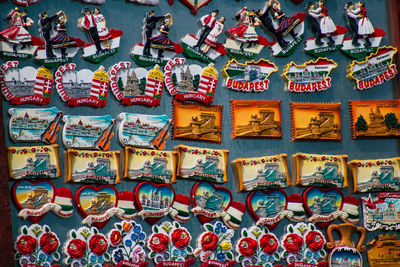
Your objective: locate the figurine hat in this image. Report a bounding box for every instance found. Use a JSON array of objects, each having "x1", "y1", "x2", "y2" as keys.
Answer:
[
  {"x1": 212, "y1": 9, "x2": 219, "y2": 14},
  {"x1": 54, "y1": 188, "x2": 73, "y2": 218},
  {"x1": 287, "y1": 194, "x2": 306, "y2": 221},
  {"x1": 170, "y1": 194, "x2": 190, "y2": 222},
  {"x1": 223, "y1": 201, "x2": 246, "y2": 229}
]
